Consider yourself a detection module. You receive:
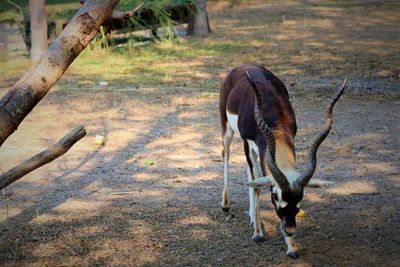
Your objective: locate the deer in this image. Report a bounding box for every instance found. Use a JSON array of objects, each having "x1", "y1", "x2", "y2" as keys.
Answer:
[{"x1": 219, "y1": 64, "x2": 346, "y2": 259}]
